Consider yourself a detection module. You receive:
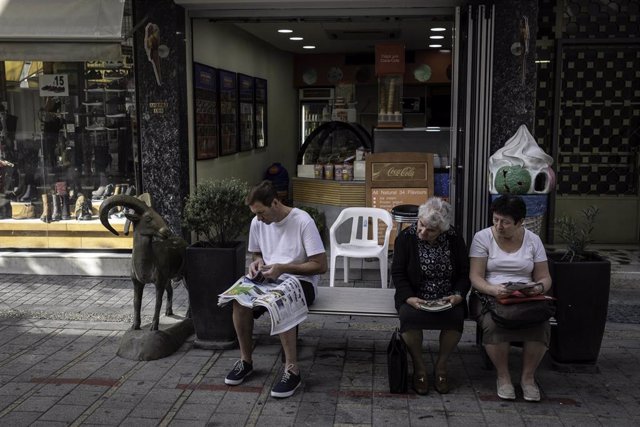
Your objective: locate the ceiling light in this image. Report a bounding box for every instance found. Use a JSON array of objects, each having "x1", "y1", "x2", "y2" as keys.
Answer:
[
  {"x1": 429, "y1": 44, "x2": 442, "y2": 48},
  {"x1": 439, "y1": 49, "x2": 451, "y2": 53},
  {"x1": 303, "y1": 45, "x2": 316, "y2": 49},
  {"x1": 431, "y1": 27, "x2": 446, "y2": 32},
  {"x1": 277, "y1": 29, "x2": 293, "y2": 33},
  {"x1": 290, "y1": 36, "x2": 303, "y2": 41},
  {"x1": 430, "y1": 35, "x2": 444, "y2": 39}
]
